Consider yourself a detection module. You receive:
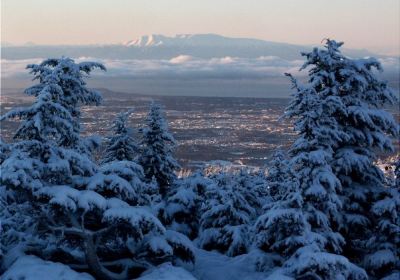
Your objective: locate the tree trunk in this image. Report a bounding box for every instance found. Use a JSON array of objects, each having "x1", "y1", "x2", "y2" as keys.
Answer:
[
  {"x1": 84, "y1": 235, "x2": 112, "y2": 280},
  {"x1": 84, "y1": 234, "x2": 129, "y2": 280}
]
